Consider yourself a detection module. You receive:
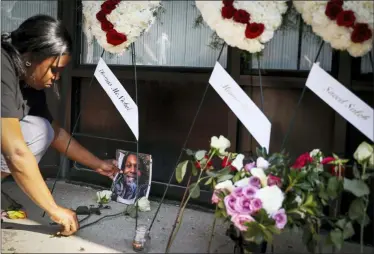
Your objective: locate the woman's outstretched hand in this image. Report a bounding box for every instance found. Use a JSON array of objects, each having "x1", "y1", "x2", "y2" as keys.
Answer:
[{"x1": 94, "y1": 159, "x2": 120, "y2": 179}]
